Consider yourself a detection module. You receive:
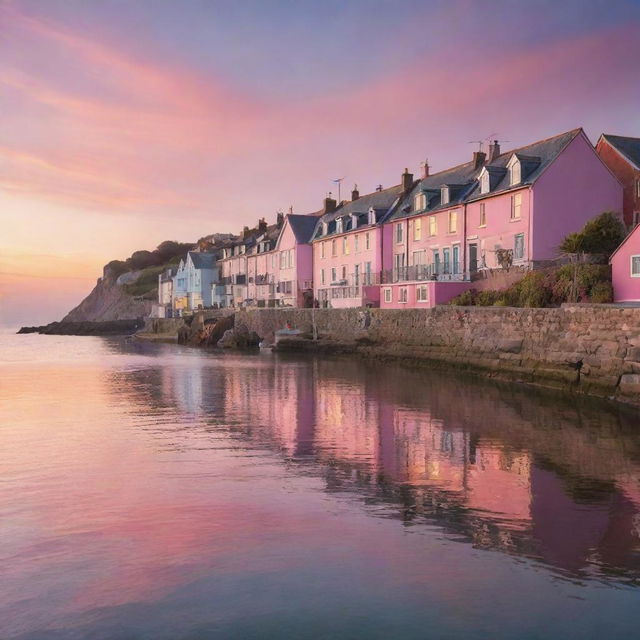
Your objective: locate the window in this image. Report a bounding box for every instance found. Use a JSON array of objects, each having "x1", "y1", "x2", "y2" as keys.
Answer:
[
  {"x1": 280, "y1": 252, "x2": 287, "y2": 269},
  {"x1": 365, "y1": 232, "x2": 371, "y2": 250},
  {"x1": 396, "y1": 223, "x2": 404, "y2": 244},
  {"x1": 290, "y1": 249, "x2": 295, "y2": 268},
  {"x1": 331, "y1": 239, "x2": 337, "y2": 256},
  {"x1": 364, "y1": 261, "x2": 372, "y2": 284},
  {"x1": 441, "y1": 186, "x2": 450, "y2": 204},
  {"x1": 514, "y1": 234, "x2": 525, "y2": 260},
  {"x1": 631, "y1": 255, "x2": 640, "y2": 277},
  {"x1": 321, "y1": 242, "x2": 325, "y2": 259},
  {"x1": 354, "y1": 235, "x2": 359, "y2": 253},
  {"x1": 452, "y1": 246, "x2": 460, "y2": 274},
  {"x1": 417, "y1": 285, "x2": 429, "y2": 302},
  {"x1": 433, "y1": 250, "x2": 441, "y2": 273},
  {"x1": 480, "y1": 171, "x2": 490, "y2": 194},
  {"x1": 443, "y1": 248, "x2": 451, "y2": 274},
  {"x1": 321, "y1": 269, "x2": 325, "y2": 285},
  {"x1": 383, "y1": 288, "x2": 392, "y2": 303},
  {"x1": 413, "y1": 250, "x2": 425, "y2": 266},
  {"x1": 414, "y1": 217, "x2": 422, "y2": 241},
  {"x1": 510, "y1": 160, "x2": 521, "y2": 185},
  {"x1": 479, "y1": 203, "x2": 486, "y2": 227},
  {"x1": 511, "y1": 193, "x2": 522, "y2": 219},
  {"x1": 336, "y1": 218, "x2": 343, "y2": 233},
  {"x1": 429, "y1": 215, "x2": 437, "y2": 236},
  {"x1": 331, "y1": 267, "x2": 337, "y2": 282},
  {"x1": 448, "y1": 210, "x2": 458, "y2": 234},
  {"x1": 399, "y1": 287, "x2": 408, "y2": 303},
  {"x1": 368, "y1": 209, "x2": 376, "y2": 225},
  {"x1": 343, "y1": 236, "x2": 349, "y2": 255},
  {"x1": 414, "y1": 192, "x2": 426, "y2": 211},
  {"x1": 341, "y1": 265, "x2": 347, "y2": 281}
]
